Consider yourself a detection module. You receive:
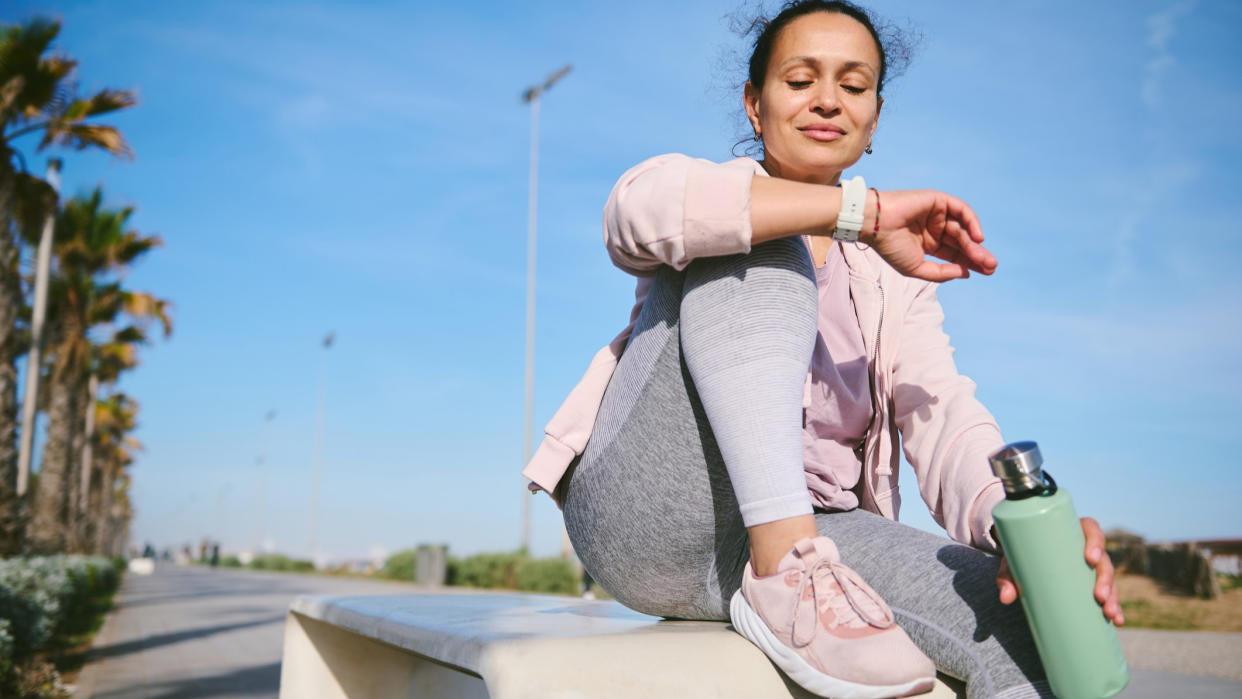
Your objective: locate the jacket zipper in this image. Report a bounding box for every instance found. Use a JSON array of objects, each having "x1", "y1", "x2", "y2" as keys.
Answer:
[{"x1": 871, "y1": 280, "x2": 889, "y2": 477}]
